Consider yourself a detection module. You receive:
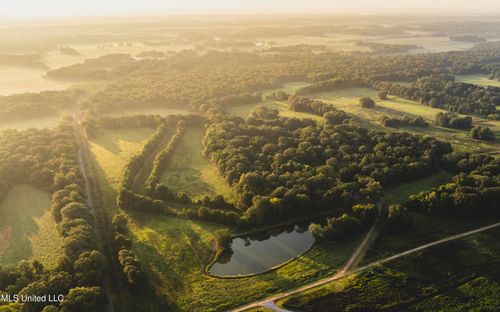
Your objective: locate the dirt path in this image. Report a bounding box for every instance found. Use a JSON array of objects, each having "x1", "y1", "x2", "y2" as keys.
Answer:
[
  {"x1": 73, "y1": 111, "x2": 115, "y2": 312},
  {"x1": 231, "y1": 211, "x2": 381, "y2": 312},
  {"x1": 232, "y1": 219, "x2": 500, "y2": 312}
]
